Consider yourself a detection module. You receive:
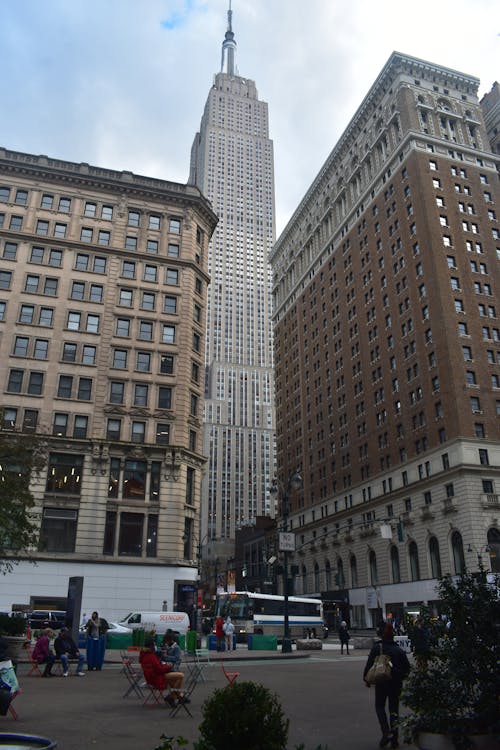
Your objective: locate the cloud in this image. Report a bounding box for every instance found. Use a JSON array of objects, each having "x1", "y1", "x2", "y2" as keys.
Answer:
[{"x1": 0, "y1": 0, "x2": 496, "y2": 235}]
